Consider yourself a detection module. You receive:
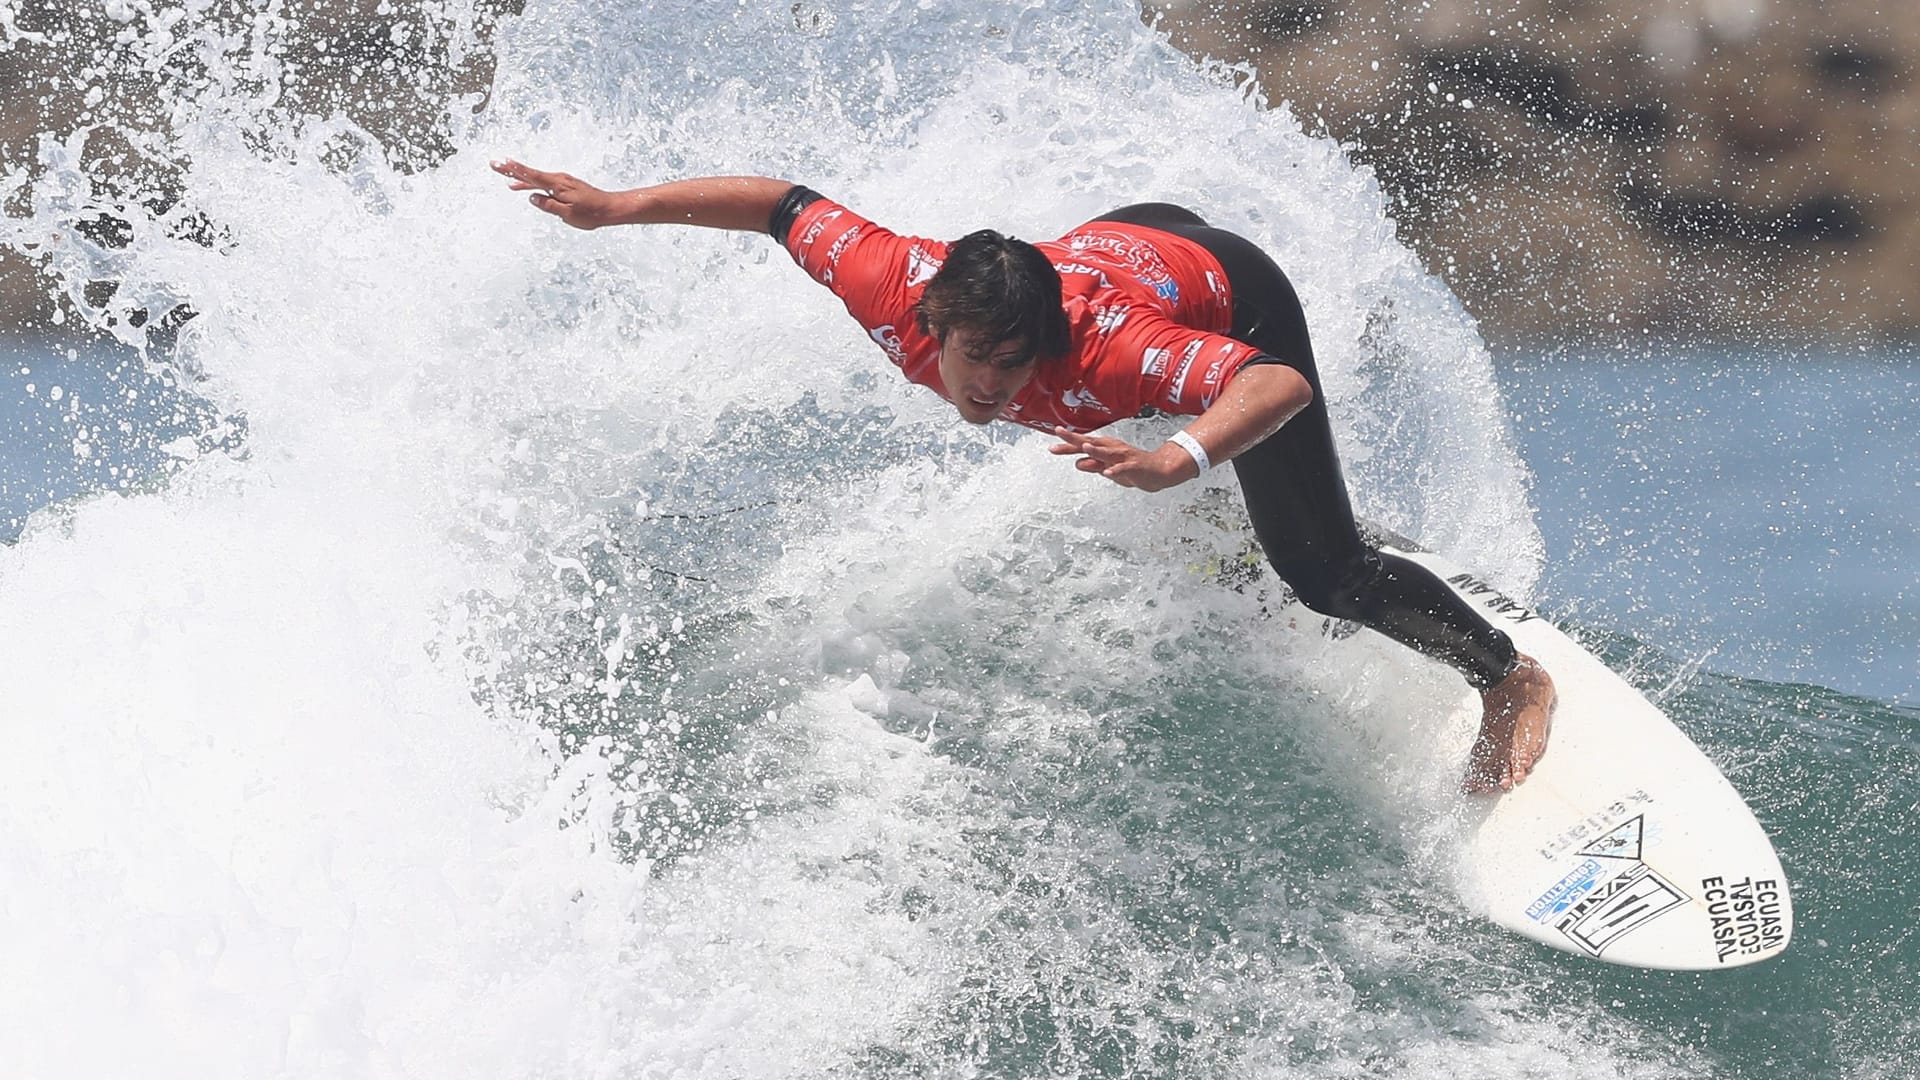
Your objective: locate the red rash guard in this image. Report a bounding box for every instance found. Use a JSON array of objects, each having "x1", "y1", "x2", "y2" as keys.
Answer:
[{"x1": 782, "y1": 197, "x2": 1265, "y2": 434}]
